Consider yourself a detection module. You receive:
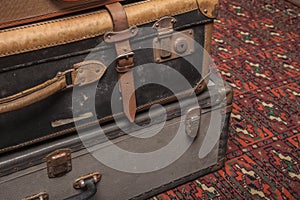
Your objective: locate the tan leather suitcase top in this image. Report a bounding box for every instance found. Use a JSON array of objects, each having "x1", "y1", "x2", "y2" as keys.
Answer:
[{"x1": 0, "y1": 0, "x2": 120, "y2": 29}]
